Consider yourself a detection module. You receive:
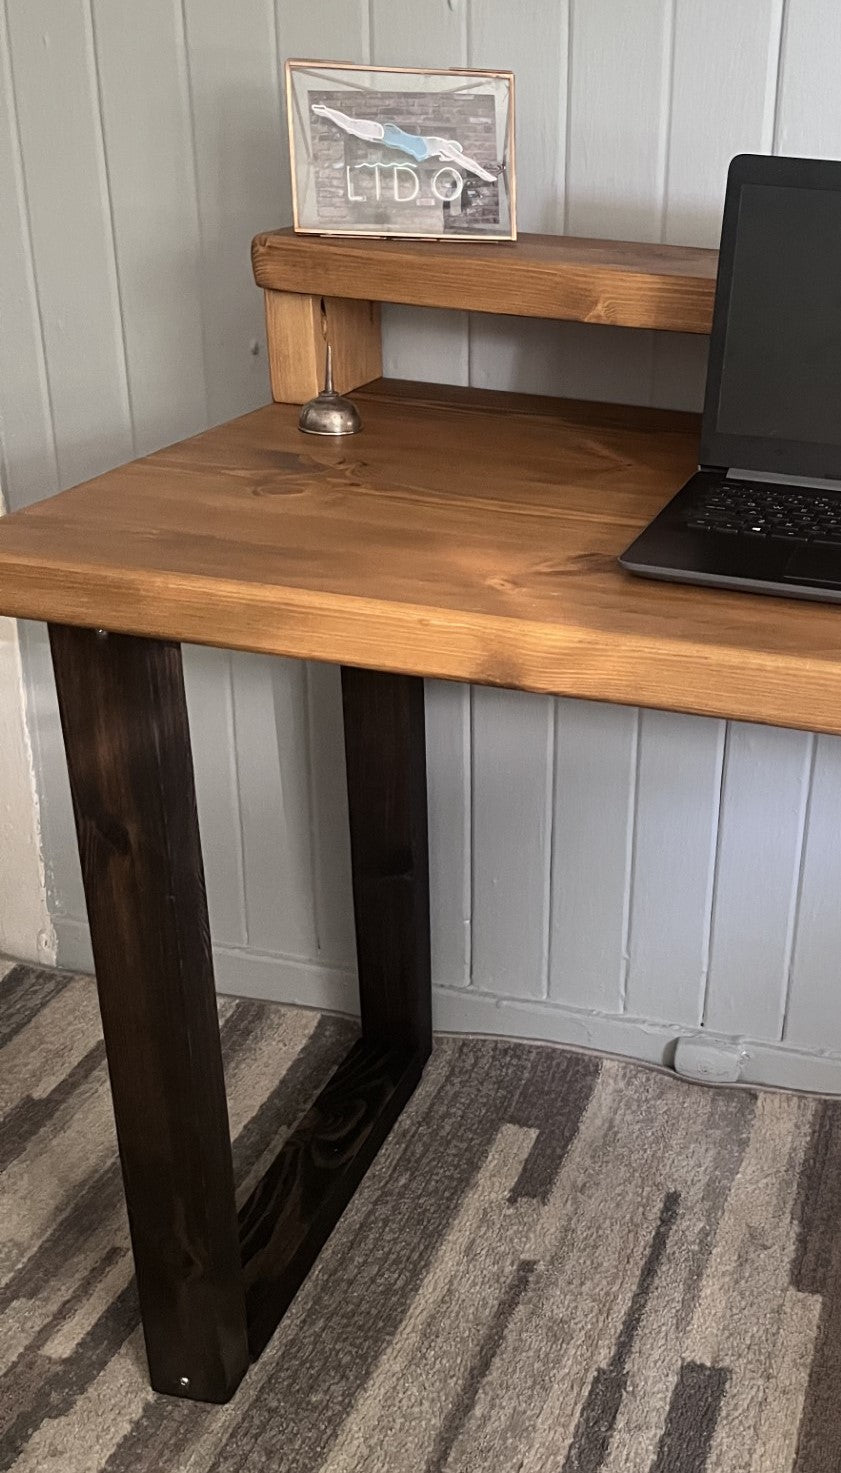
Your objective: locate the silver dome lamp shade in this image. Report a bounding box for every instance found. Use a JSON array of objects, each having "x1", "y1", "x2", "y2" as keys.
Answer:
[{"x1": 298, "y1": 345, "x2": 362, "y2": 436}]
